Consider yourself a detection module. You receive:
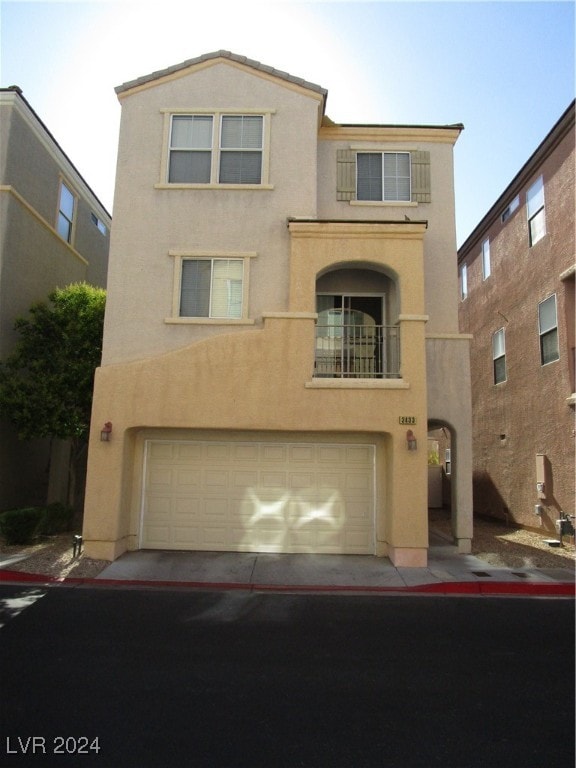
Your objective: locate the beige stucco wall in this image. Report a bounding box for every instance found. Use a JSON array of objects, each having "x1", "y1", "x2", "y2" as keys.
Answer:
[
  {"x1": 84, "y1": 219, "x2": 430, "y2": 565},
  {"x1": 102, "y1": 62, "x2": 323, "y2": 365},
  {"x1": 317, "y1": 129, "x2": 461, "y2": 335},
  {"x1": 426, "y1": 336, "x2": 473, "y2": 549},
  {"x1": 84, "y1": 309, "x2": 429, "y2": 564}
]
